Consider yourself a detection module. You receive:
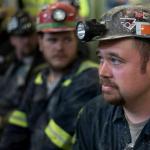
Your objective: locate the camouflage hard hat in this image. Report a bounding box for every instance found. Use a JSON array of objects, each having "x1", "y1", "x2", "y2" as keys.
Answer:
[
  {"x1": 76, "y1": 5, "x2": 150, "y2": 42},
  {"x1": 99, "y1": 4, "x2": 150, "y2": 41},
  {"x1": 7, "y1": 10, "x2": 35, "y2": 35}
]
